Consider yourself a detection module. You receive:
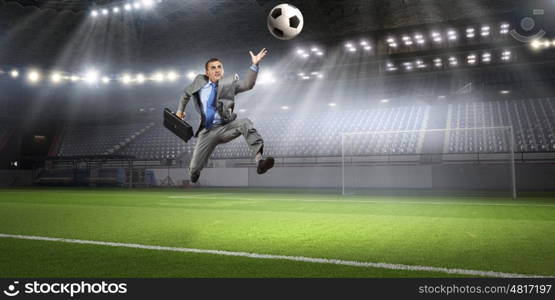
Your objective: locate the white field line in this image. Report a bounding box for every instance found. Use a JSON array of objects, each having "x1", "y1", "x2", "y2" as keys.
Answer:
[
  {"x1": 168, "y1": 193, "x2": 235, "y2": 199},
  {"x1": 165, "y1": 196, "x2": 555, "y2": 207},
  {"x1": 0, "y1": 233, "x2": 550, "y2": 278}
]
